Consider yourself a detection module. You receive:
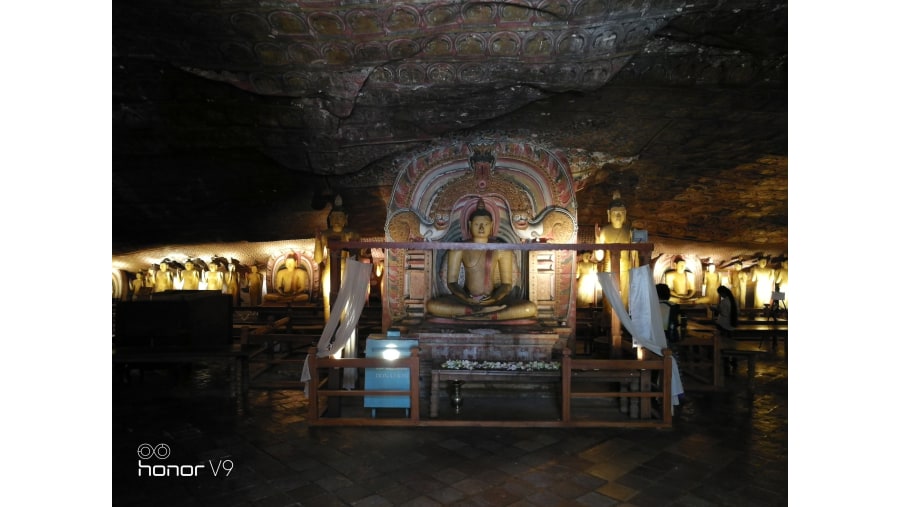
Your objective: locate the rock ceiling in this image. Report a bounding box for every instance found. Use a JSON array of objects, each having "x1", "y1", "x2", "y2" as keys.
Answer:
[{"x1": 112, "y1": 0, "x2": 788, "y2": 264}]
